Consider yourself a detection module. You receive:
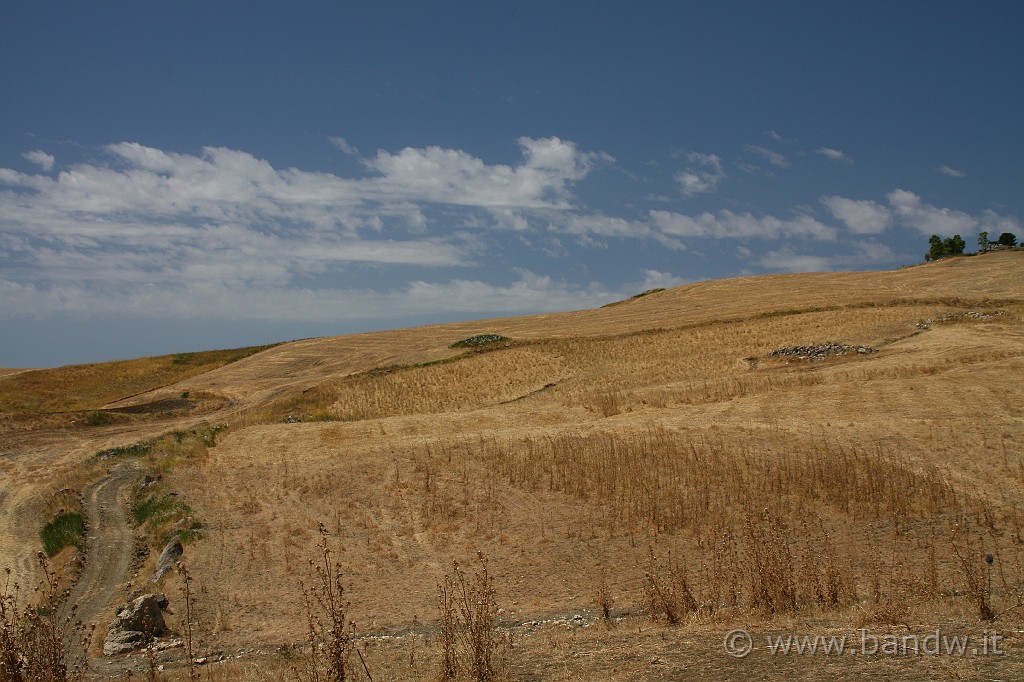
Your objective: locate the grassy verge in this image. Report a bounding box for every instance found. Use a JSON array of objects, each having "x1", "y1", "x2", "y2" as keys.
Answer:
[
  {"x1": 95, "y1": 423, "x2": 227, "y2": 461},
  {"x1": 95, "y1": 424, "x2": 225, "y2": 549},
  {"x1": 133, "y1": 492, "x2": 204, "y2": 545}
]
